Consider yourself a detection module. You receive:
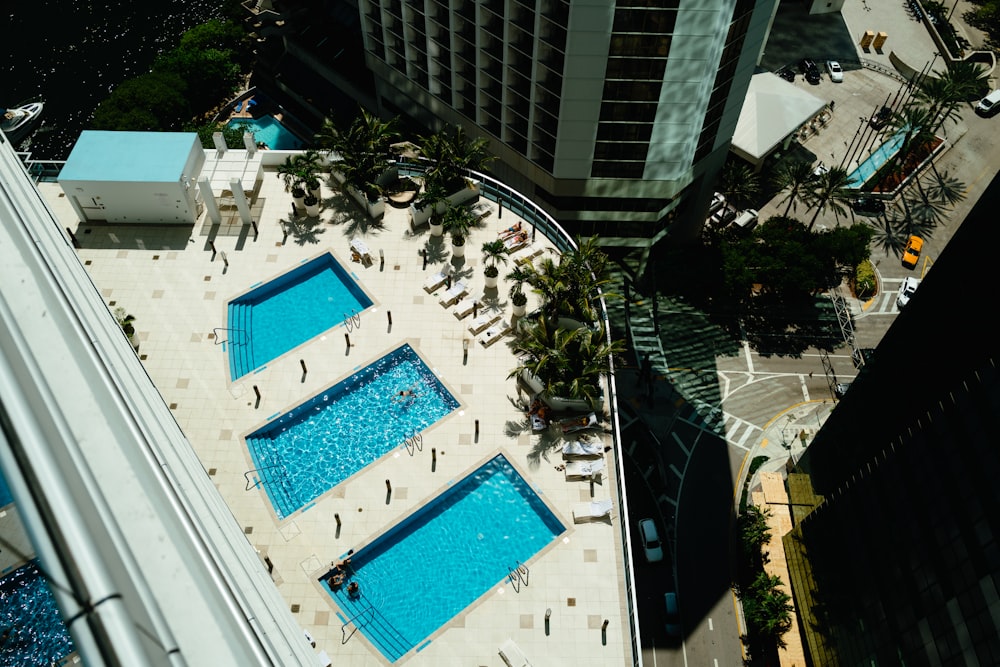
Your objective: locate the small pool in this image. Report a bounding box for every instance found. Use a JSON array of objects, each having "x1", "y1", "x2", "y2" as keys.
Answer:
[
  {"x1": 847, "y1": 131, "x2": 906, "y2": 188},
  {"x1": 325, "y1": 454, "x2": 565, "y2": 662},
  {"x1": 245, "y1": 344, "x2": 459, "y2": 519},
  {"x1": 227, "y1": 115, "x2": 304, "y2": 150},
  {"x1": 0, "y1": 561, "x2": 76, "y2": 665},
  {"x1": 227, "y1": 252, "x2": 372, "y2": 380}
]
